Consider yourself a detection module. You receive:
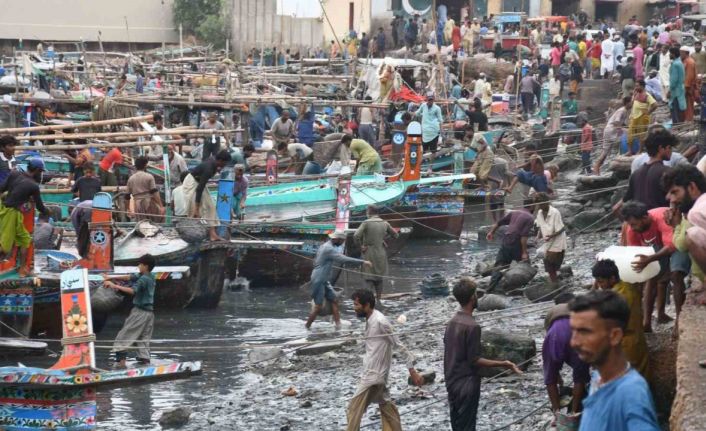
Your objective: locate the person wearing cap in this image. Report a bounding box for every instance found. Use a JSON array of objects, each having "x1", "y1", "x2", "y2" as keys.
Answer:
[
  {"x1": 305, "y1": 231, "x2": 370, "y2": 329},
  {"x1": 0, "y1": 157, "x2": 49, "y2": 276},
  {"x1": 468, "y1": 126, "x2": 495, "y2": 187},
  {"x1": 416, "y1": 93, "x2": 443, "y2": 171},
  {"x1": 681, "y1": 46, "x2": 697, "y2": 122},
  {"x1": 231, "y1": 164, "x2": 248, "y2": 220},
  {"x1": 612, "y1": 34, "x2": 625, "y2": 65},
  {"x1": 103, "y1": 253, "x2": 157, "y2": 368}
]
